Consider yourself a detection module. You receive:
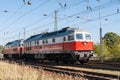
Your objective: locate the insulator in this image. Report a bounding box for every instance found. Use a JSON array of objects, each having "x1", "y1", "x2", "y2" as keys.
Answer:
[{"x1": 27, "y1": 1, "x2": 32, "y2": 5}]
